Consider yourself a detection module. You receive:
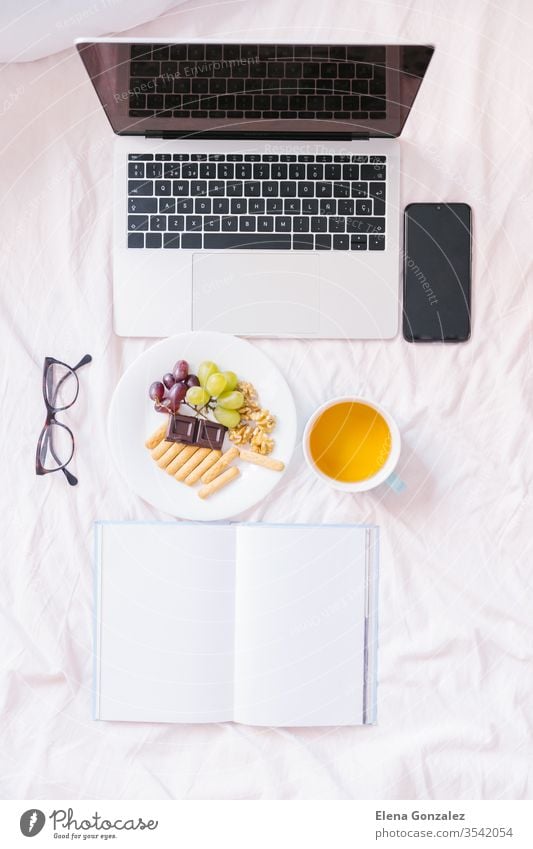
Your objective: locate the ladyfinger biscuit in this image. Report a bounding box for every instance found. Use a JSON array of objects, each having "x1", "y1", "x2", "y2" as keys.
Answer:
[
  {"x1": 145, "y1": 420, "x2": 169, "y2": 450},
  {"x1": 165, "y1": 444, "x2": 190, "y2": 475},
  {"x1": 238, "y1": 449, "x2": 285, "y2": 471},
  {"x1": 174, "y1": 447, "x2": 211, "y2": 482},
  {"x1": 157, "y1": 442, "x2": 184, "y2": 469},
  {"x1": 198, "y1": 466, "x2": 240, "y2": 499},
  {"x1": 151, "y1": 439, "x2": 174, "y2": 461},
  {"x1": 201, "y1": 446, "x2": 239, "y2": 484},
  {"x1": 183, "y1": 449, "x2": 222, "y2": 486},
  {"x1": 171, "y1": 445, "x2": 200, "y2": 476}
]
